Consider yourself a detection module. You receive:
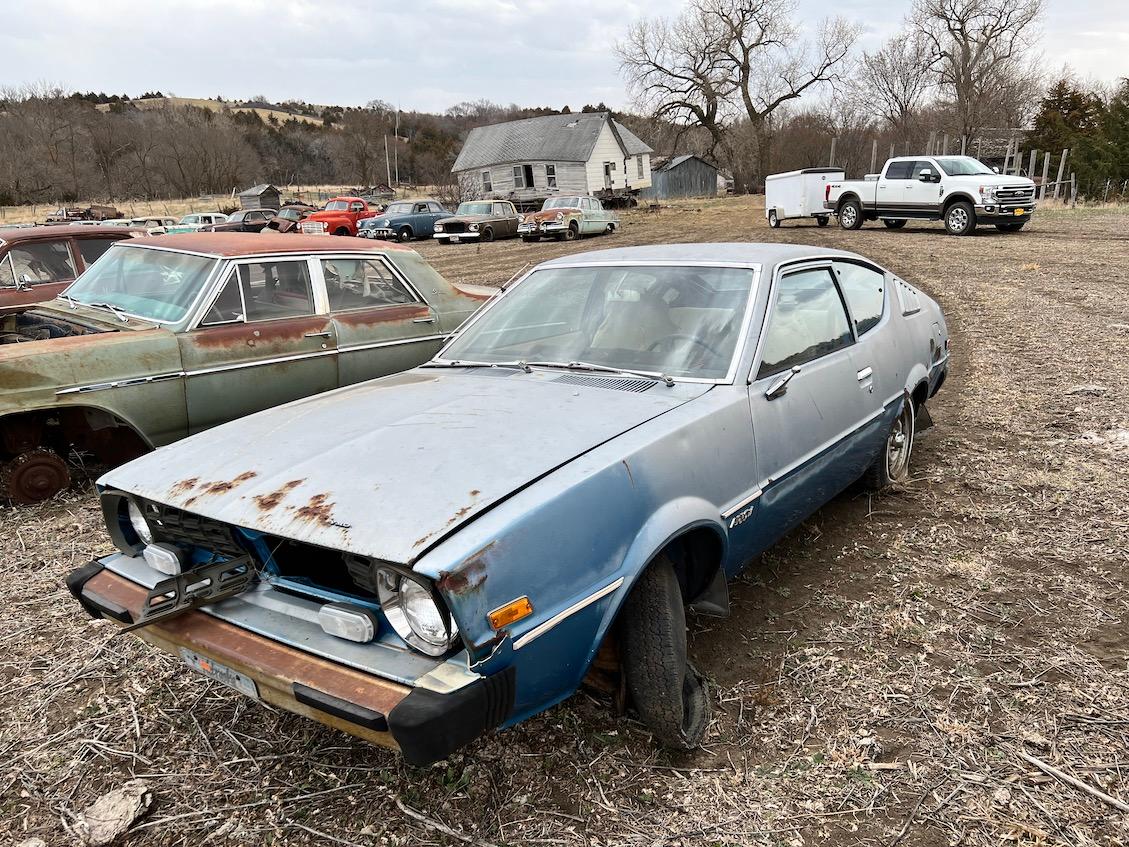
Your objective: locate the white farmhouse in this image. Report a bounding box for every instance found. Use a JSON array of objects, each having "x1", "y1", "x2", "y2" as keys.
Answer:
[{"x1": 452, "y1": 112, "x2": 653, "y2": 207}]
